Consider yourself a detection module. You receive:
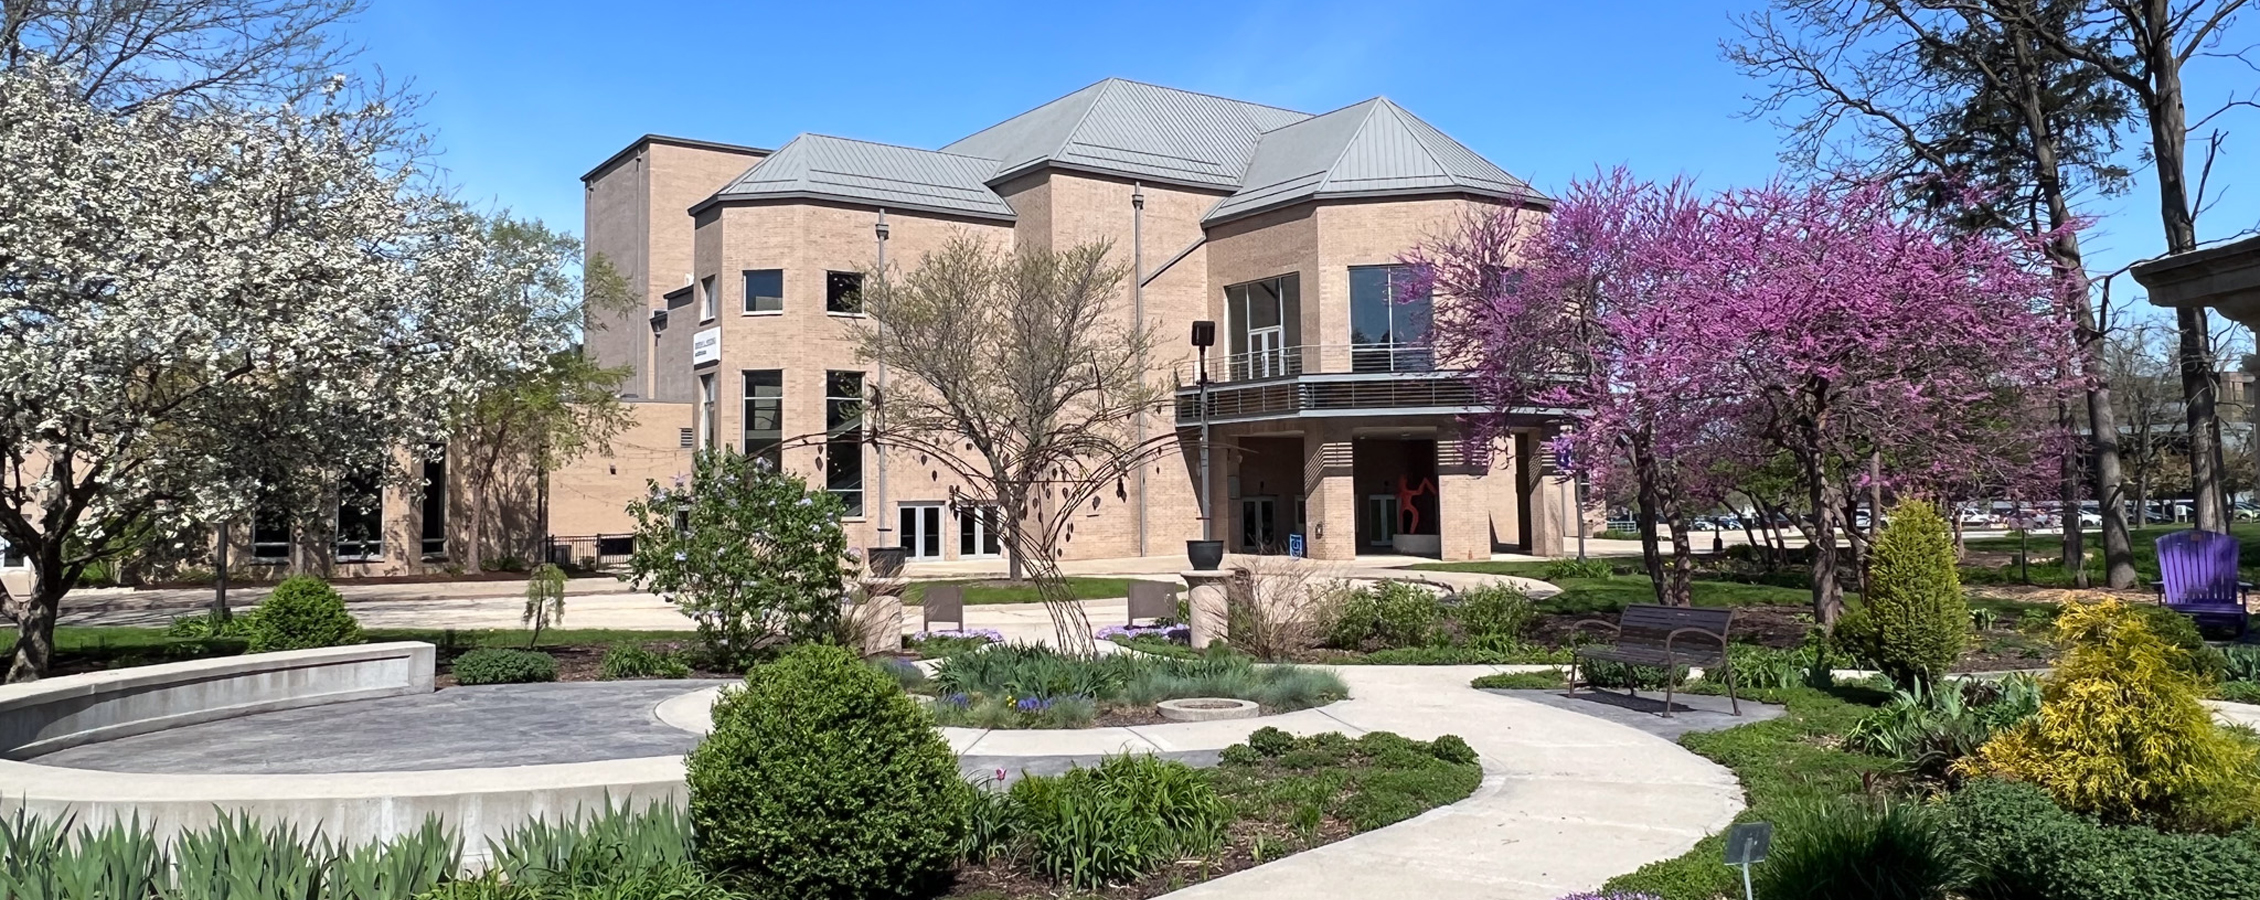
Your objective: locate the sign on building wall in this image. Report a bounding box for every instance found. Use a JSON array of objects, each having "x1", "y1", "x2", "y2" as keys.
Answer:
[{"x1": 691, "y1": 327, "x2": 722, "y2": 366}]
